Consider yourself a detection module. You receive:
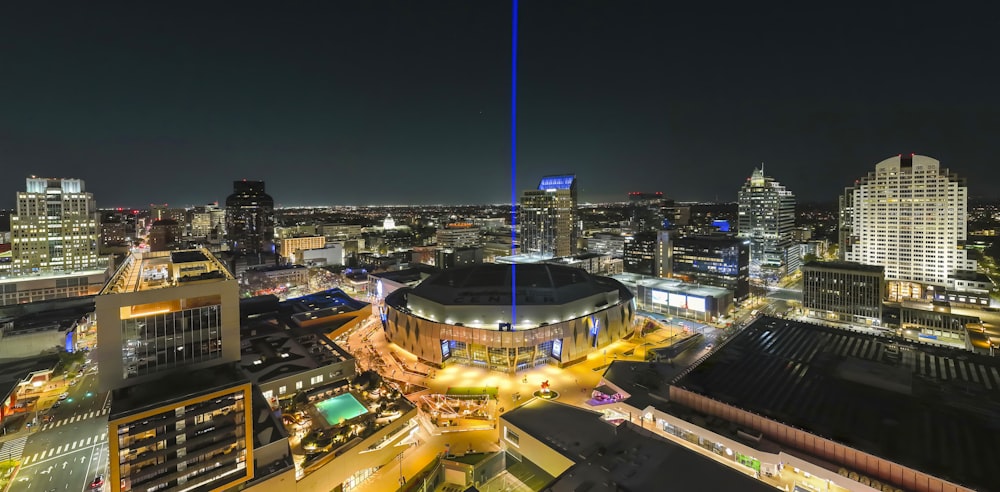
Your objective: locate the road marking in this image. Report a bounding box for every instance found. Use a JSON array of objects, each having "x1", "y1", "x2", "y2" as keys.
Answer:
[
  {"x1": 85, "y1": 437, "x2": 91, "y2": 445},
  {"x1": 71, "y1": 441, "x2": 77, "y2": 450},
  {"x1": 56, "y1": 445, "x2": 63, "y2": 453}
]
